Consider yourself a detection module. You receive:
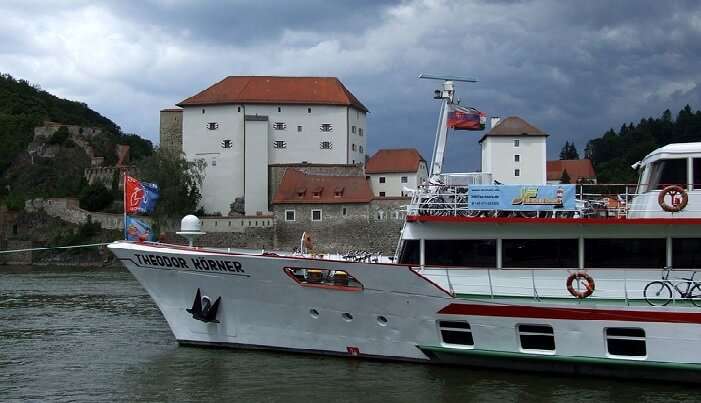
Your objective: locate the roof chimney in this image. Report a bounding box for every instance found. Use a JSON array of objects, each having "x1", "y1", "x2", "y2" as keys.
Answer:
[{"x1": 491, "y1": 116, "x2": 501, "y2": 129}]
